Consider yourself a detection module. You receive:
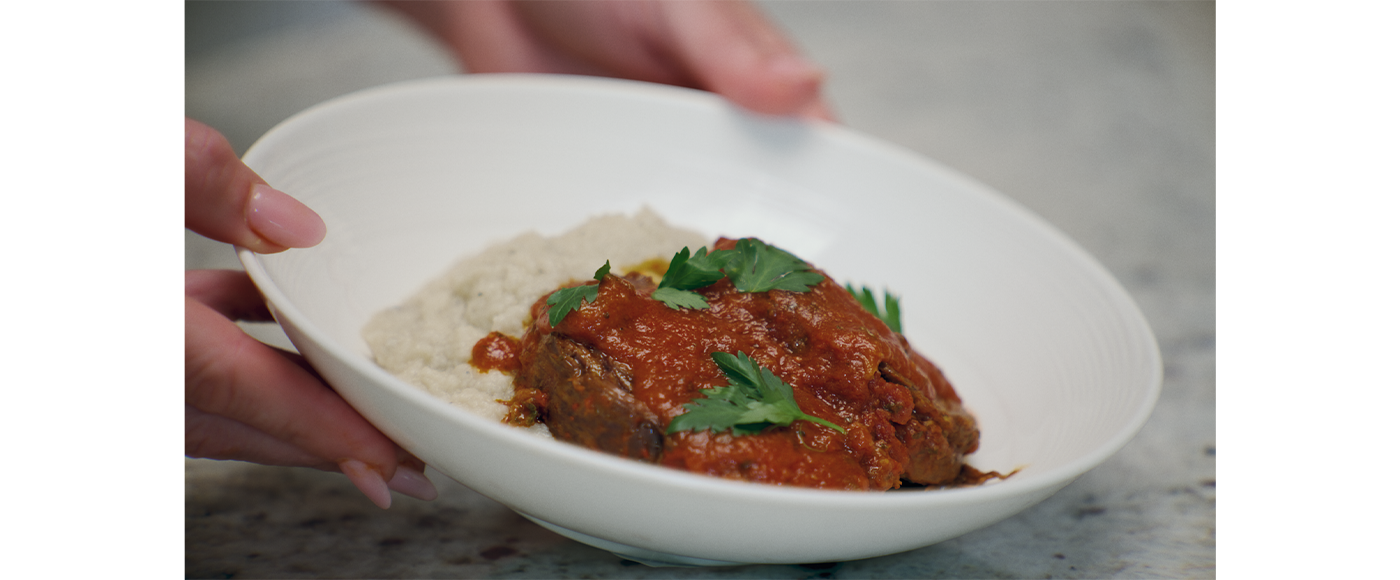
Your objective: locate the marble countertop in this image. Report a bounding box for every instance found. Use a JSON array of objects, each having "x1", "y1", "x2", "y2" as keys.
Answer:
[{"x1": 185, "y1": 1, "x2": 1214, "y2": 577}]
